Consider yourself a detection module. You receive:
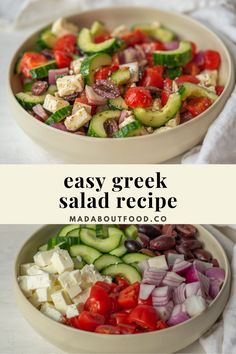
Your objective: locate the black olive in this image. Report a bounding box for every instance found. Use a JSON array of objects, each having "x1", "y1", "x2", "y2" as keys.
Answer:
[
  {"x1": 124, "y1": 239, "x2": 142, "y2": 253},
  {"x1": 137, "y1": 225, "x2": 161, "y2": 239}
]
